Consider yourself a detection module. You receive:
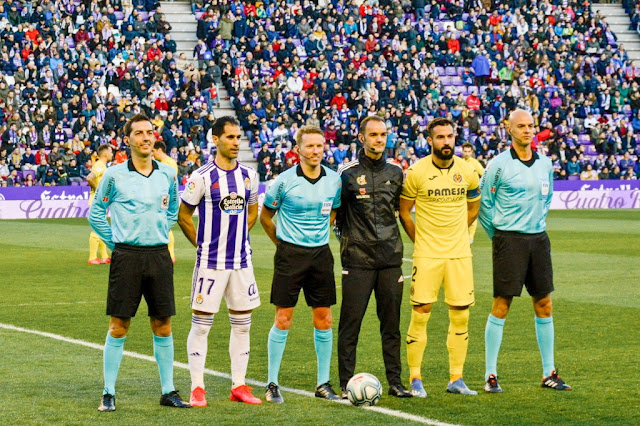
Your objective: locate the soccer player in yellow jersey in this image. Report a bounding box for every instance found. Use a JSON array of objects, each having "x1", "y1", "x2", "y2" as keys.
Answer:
[
  {"x1": 153, "y1": 141, "x2": 178, "y2": 262},
  {"x1": 399, "y1": 118, "x2": 481, "y2": 397},
  {"x1": 461, "y1": 142, "x2": 484, "y2": 244},
  {"x1": 86, "y1": 144, "x2": 113, "y2": 265}
]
